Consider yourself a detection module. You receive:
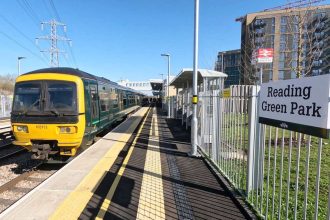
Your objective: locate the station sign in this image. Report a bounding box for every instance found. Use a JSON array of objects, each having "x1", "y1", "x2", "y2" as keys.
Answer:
[
  {"x1": 259, "y1": 74, "x2": 330, "y2": 138},
  {"x1": 257, "y1": 48, "x2": 273, "y2": 63},
  {"x1": 222, "y1": 88, "x2": 231, "y2": 98}
]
